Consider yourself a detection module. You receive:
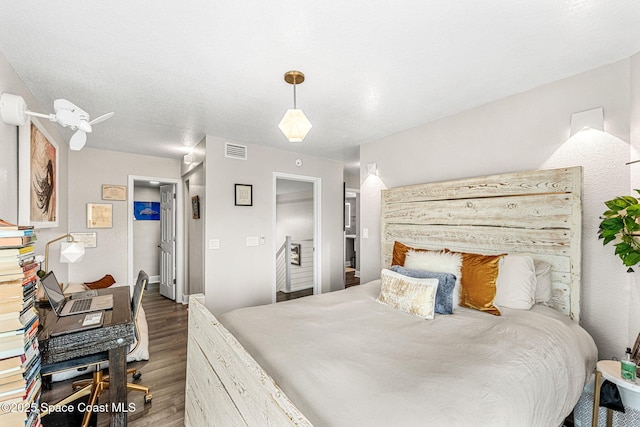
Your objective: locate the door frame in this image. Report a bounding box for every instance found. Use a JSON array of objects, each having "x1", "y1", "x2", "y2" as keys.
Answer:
[
  {"x1": 127, "y1": 175, "x2": 184, "y2": 302},
  {"x1": 272, "y1": 172, "x2": 322, "y2": 303}
]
